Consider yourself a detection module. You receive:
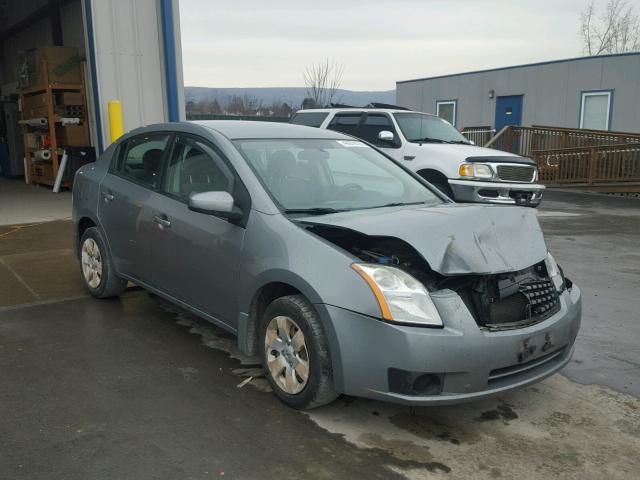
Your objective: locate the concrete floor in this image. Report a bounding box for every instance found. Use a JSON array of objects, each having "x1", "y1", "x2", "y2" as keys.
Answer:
[
  {"x1": 0, "y1": 178, "x2": 72, "y2": 225},
  {"x1": 1, "y1": 191, "x2": 639, "y2": 479}
]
